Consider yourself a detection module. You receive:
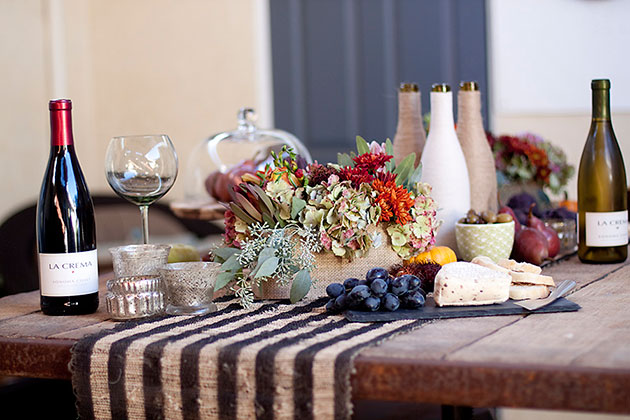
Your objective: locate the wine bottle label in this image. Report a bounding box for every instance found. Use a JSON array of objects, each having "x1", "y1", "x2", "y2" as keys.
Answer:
[
  {"x1": 39, "y1": 249, "x2": 99, "y2": 296},
  {"x1": 585, "y1": 211, "x2": 629, "y2": 247}
]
